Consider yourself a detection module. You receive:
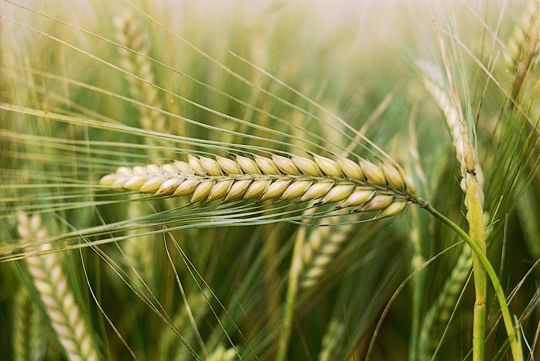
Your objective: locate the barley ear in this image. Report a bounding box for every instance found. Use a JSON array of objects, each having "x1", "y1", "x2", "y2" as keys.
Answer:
[
  {"x1": 18, "y1": 214, "x2": 100, "y2": 361},
  {"x1": 504, "y1": 2, "x2": 540, "y2": 103},
  {"x1": 504, "y1": 2, "x2": 540, "y2": 71},
  {"x1": 418, "y1": 245, "x2": 472, "y2": 360},
  {"x1": 13, "y1": 288, "x2": 46, "y2": 361},
  {"x1": 114, "y1": 8, "x2": 173, "y2": 158},
  {"x1": 299, "y1": 216, "x2": 356, "y2": 290},
  {"x1": 100, "y1": 153, "x2": 422, "y2": 214}
]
